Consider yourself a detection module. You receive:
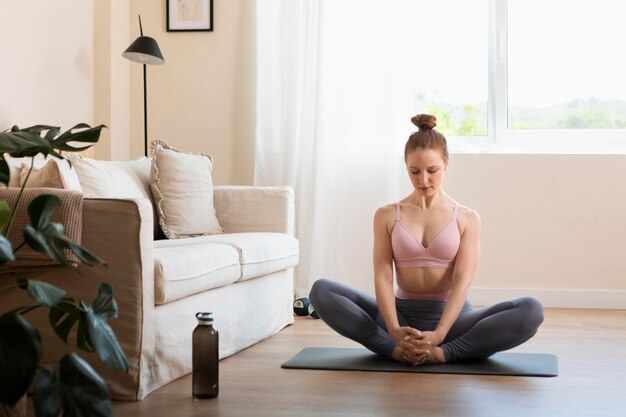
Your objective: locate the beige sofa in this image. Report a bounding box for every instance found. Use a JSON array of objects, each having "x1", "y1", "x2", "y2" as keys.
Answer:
[{"x1": 0, "y1": 156, "x2": 299, "y2": 400}]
